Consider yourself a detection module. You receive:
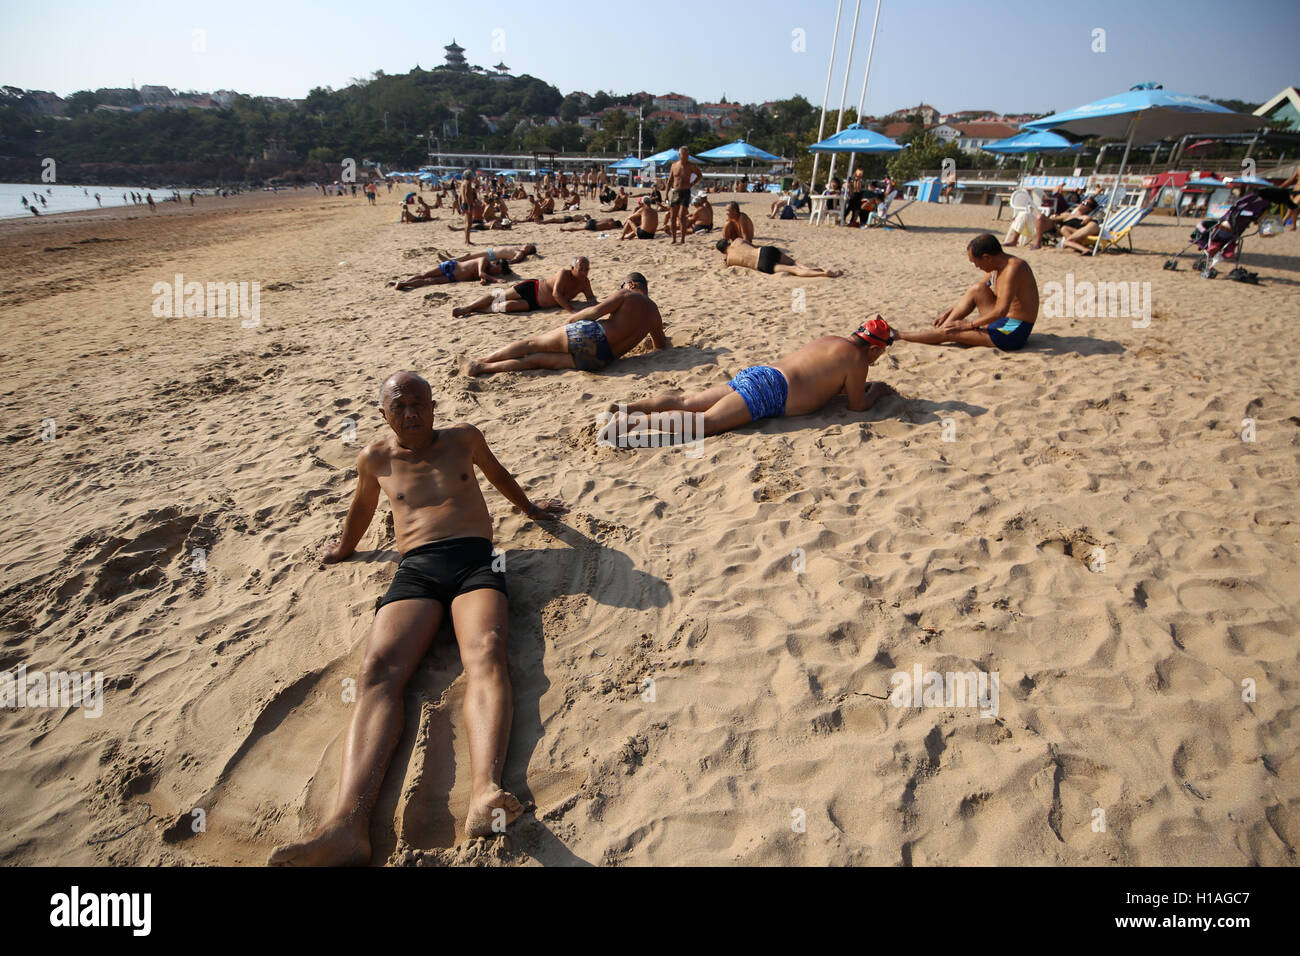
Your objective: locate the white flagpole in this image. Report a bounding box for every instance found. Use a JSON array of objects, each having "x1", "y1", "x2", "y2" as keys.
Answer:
[
  {"x1": 826, "y1": 0, "x2": 863, "y2": 193},
  {"x1": 846, "y1": 0, "x2": 883, "y2": 185},
  {"x1": 809, "y1": 0, "x2": 844, "y2": 197}
]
